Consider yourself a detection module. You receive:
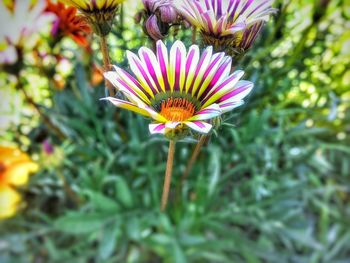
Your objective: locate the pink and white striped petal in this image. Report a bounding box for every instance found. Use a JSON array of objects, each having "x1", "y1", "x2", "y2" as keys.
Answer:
[
  {"x1": 149, "y1": 122, "x2": 182, "y2": 135},
  {"x1": 138, "y1": 47, "x2": 166, "y2": 93},
  {"x1": 217, "y1": 80, "x2": 254, "y2": 103},
  {"x1": 188, "y1": 103, "x2": 222, "y2": 121},
  {"x1": 105, "y1": 68, "x2": 151, "y2": 105},
  {"x1": 194, "y1": 52, "x2": 226, "y2": 99},
  {"x1": 198, "y1": 56, "x2": 232, "y2": 101},
  {"x1": 149, "y1": 123, "x2": 166, "y2": 134},
  {"x1": 156, "y1": 40, "x2": 171, "y2": 91},
  {"x1": 104, "y1": 71, "x2": 150, "y2": 106},
  {"x1": 165, "y1": 122, "x2": 181, "y2": 129},
  {"x1": 101, "y1": 87, "x2": 167, "y2": 123},
  {"x1": 218, "y1": 100, "x2": 245, "y2": 113},
  {"x1": 100, "y1": 97, "x2": 151, "y2": 117},
  {"x1": 184, "y1": 45, "x2": 200, "y2": 93},
  {"x1": 189, "y1": 46, "x2": 213, "y2": 96},
  {"x1": 214, "y1": 15, "x2": 227, "y2": 35},
  {"x1": 177, "y1": 0, "x2": 203, "y2": 28},
  {"x1": 169, "y1": 41, "x2": 187, "y2": 92},
  {"x1": 222, "y1": 21, "x2": 246, "y2": 36},
  {"x1": 184, "y1": 121, "x2": 213, "y2": 134},
  {"x1": 201, "y1": 70, "x2": 245, "y2": 108},
  {"x1": 126, "y1": 50, "x2": 158, "y2": 98},
  {"x1": 142, "y1": 105, "x2": 168, "y2": 122}
]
